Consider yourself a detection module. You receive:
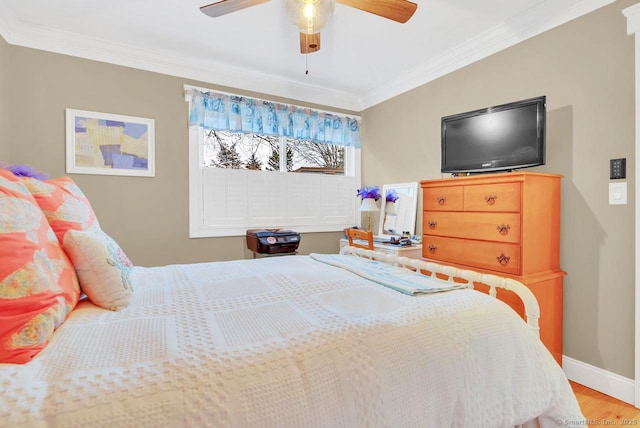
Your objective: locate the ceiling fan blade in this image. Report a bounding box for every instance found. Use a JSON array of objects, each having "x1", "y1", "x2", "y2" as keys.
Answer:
[
  {"x1": 300, "y1": 32, "x2": 321, "y2": 54},
  {"x1": 200, "y1": 0, "x2": 271, "y2": 18},
  {"x1": 335, "y1": 0, "x2": 417, "y2": 23}
]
